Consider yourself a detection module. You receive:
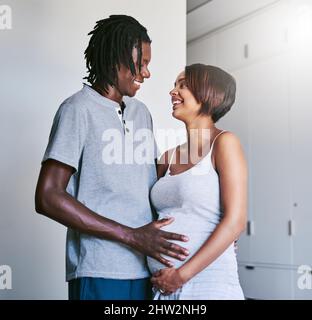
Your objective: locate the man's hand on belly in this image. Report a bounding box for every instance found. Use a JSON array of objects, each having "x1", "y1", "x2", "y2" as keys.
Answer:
[{"x1": 127, "y1": 217, "x2": 190, "y2": 268}]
